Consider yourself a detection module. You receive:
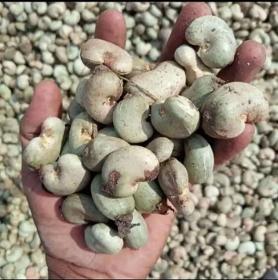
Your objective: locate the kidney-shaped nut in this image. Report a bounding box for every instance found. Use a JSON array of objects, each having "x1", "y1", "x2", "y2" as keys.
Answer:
[
  {"x1": 68, "y1": 112, "x2": 98, "y2": 156},
  {"x1": 113, "y1": 94, "x2": 153, "y2": 143},
  {"x1": 23, "y1": 117, "x2": 65, "y2": 169},
  {"x1": 98, "y1": 127, "x2": 119, "y2": 138},
  {"x1": 61, "y1": 193, "x2": 108, "y2": 224},
  {"x1": 82, "y1": 135, "x2": 129, "y2": 172},
  {"x1": 185, "y1": 15, "x2": 237, "y2": 68},
  {"x1": 41, "y1": 154, "x2": 91, "y2": 196},
  {"x1": 126, "y1": 56, "x2": 155, "y2": 79},
  {"x1": 91, "y1": 174, "x2": 135, "y2": 221},
  {"x1": 68, "y1": 98, "x2": 84, "y2": 121},
  {"x1": 151, "y1": 96, "x2": 200, "y2": 139},
  {"x1": 182, "y1": 75, "x2": 225, "y2": 109},
  {"x1": 83, "y1": 65, "x2": 123, "y2": 125},
  {"x1": 124, "y1": 210, "x2": 148, "y2": 250},
  {"x1": 146, "y1": 137, "x2": 174, "y2": 163},
  {"x1": 134, "y1": 181, "x2": 167, "y2": 214},
  {"x1": 102, "y1": 146, "x2": 160, "y2": 198},
  {"x1": 85, "y1": 223, "x2": 123, "y2": 254},
  {"x1": 202, "y1": 82, "x2": 269, "y2": 139},
  {"x1": 158, "y1": 158, "x2": 194, "y2": 217},
  {"x1": 125, "y1": 61, "x2": 186, "y2": 104},
  {"x1": 184, "y1": 134, "x2": 214, "y2": 184},
  {"x1": 80, "y1": 38, "x2": 133, "y2": 75},
  {"x1": 174, "y1": 45, "x2": 212, "y2": 85},
  {"x1": 75, "y1": 78, "x2": 88, "y2": 106}
]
